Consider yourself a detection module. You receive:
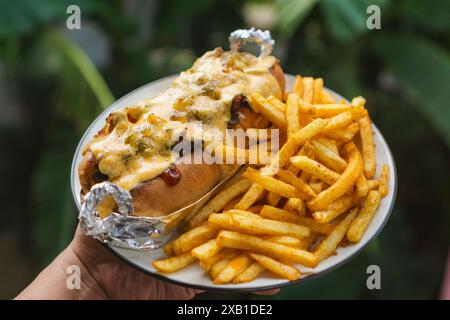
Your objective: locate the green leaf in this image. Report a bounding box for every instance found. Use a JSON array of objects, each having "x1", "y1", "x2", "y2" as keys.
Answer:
[
  {"x1": 31, "y1": 122, "x2": 79, "y2": 268},
  {"x1": 275, "y1": 0, "x2": 319, "y2": 37},
  {"x1": 373, "y1": 35, "x2": 450, "y2": 147},
  {"x1": 398, "y1": 0, "x2": 450, "y2": 32}
]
